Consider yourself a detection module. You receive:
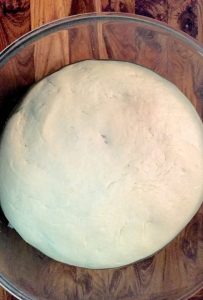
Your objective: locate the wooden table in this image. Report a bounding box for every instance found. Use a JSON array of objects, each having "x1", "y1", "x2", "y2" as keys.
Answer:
[{"x1": 0, "y1": 0, "x2": 203, "y2": 299}]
